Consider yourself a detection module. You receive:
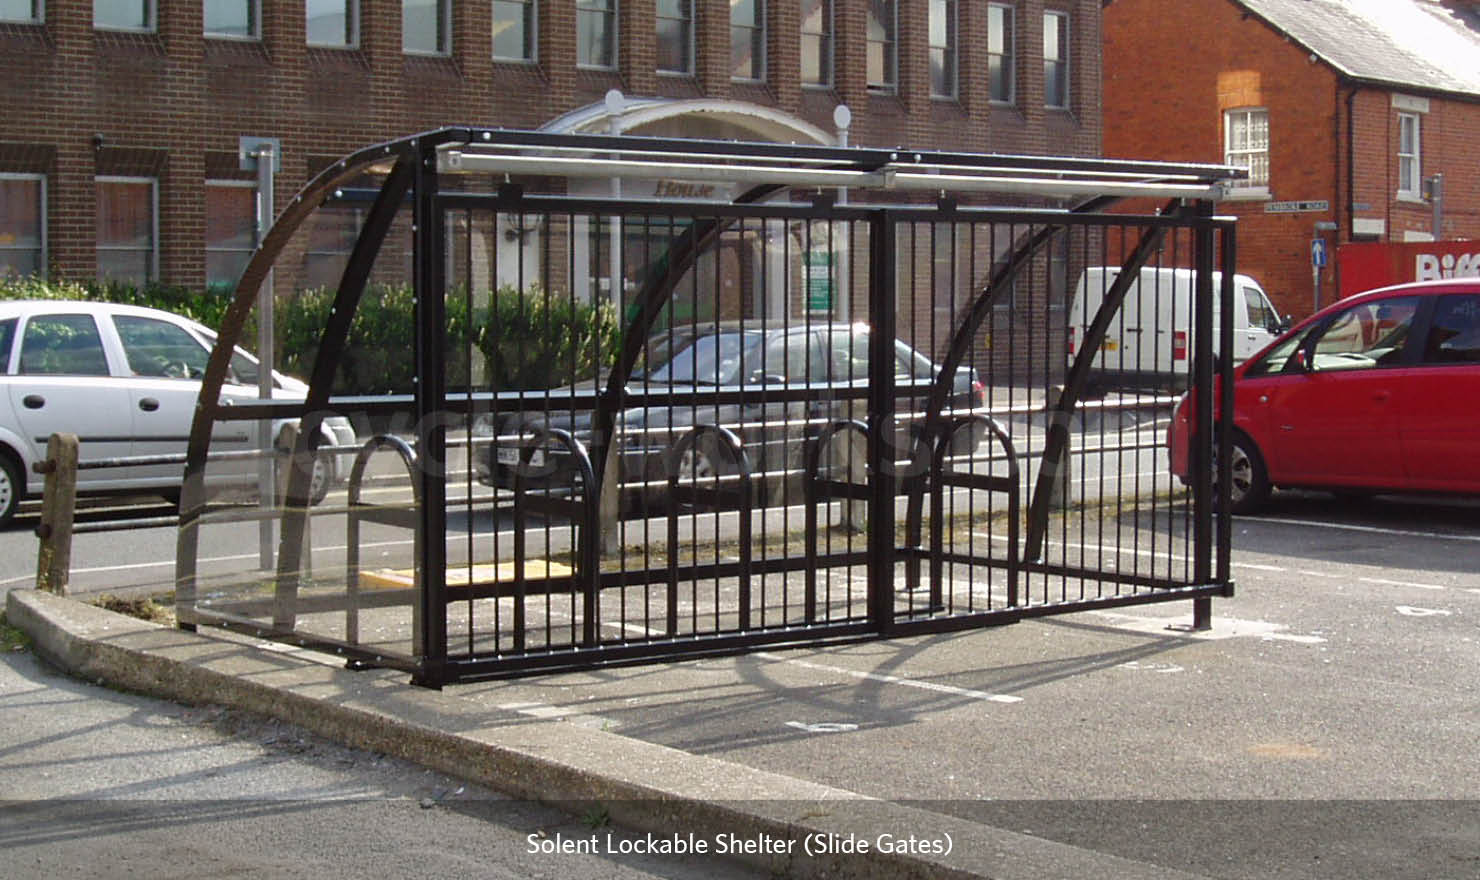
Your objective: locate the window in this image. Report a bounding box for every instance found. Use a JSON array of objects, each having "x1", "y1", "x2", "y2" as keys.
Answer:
[
  {"x1": 96, "y1": 177, "x2": 156, "y2": 286},
  {"x1": 1398, "y1": 112, "x2": 1422, "y2": 198},
  {"x1": 1043, "y1": 10, "x2": 1068, "y2": 109},
  {"x1": 577, "y1": 0, "x2": 616, "y2": 69},
  {"x1": 988, "y1": 4, "x2": 1014, "y2": 103},
  {"x1": 929, "y1": 0, "x2": 956, "y2": 99},
  {"x1": 403, "y1": 0, "x2": 449, "y2": 54},
  {"x1": 94, "y1": 0, "x2": 153, "y2": 30},
  {"x1": 2, "y1": 0, "x2": 43, "y2": 23},
  {"x1": 656, "y1": 0, "x2": 693, "y2": 74},
  {"x1": 114, "y1": 315, "x2": 211, "y2": 379},
  {"x1": 204, "y1": 0, "x2": 258, "y2": 38},
  {"x1": 1224, "y1": 108, "x2": 1269, "y2": 190},
  {"x1": 302, "y1": 204, "x2": 362, "y2": 291},
  {"x1": 1243, "y1": 285, "x2": 1275, "y2": 333},
  {"x1": 1308, "y1": 296, "x2": 1418, "y2": 371},
  {"x1": 866, "y1": 0, "x2": 896, "y2": 93},
  {"x1": 0, "y1": 319, "x2": 14, "y2": 370},
  {"x1": 1423, "y1": 295, "x2": 1480, "y2": 365},
  {"x1": 306, "y1": 0, "x2": 356, "y2": 47},
  {"x1": 20, "y1": 315, "x2": 110, "y2": 377},
  {"x1": 205, "y1": 183, "x2": 256, "y2": 294},
  {"x1": 800, "y1": 0, "x2": 831, "y2": 87},
  {"x1": 731, "y1": 0, "x2": 764, "y2": 81},
  {"x1": 0, "y1": 175, "x2": 45, "y2": 279},
  {"x1": 492, "y1": 0, "x2": 535, "y2": 61}
]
